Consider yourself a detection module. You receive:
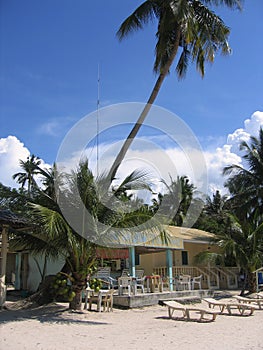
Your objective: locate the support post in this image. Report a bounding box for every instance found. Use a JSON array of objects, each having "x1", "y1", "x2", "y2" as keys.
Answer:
[
  {"x1": 15, "y1": 253, "x2": 22, "y2": 290},
  {"x1": 166, "y1": 249, "x2": 173, "y2": 291},
  {"x1": 0, "y1": 226, "x2": 8, "y2": 307},
  {"x1": 129, "y1": 247, "x2": 136, "y2": 277}
]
